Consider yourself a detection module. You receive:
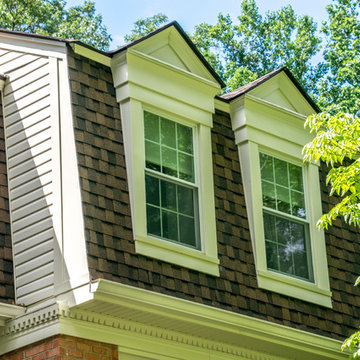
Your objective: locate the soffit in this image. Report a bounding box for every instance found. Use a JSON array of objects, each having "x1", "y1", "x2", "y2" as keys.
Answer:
[{"x1": 72, "y1": 280, "x2": 345, "y2": 360}]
